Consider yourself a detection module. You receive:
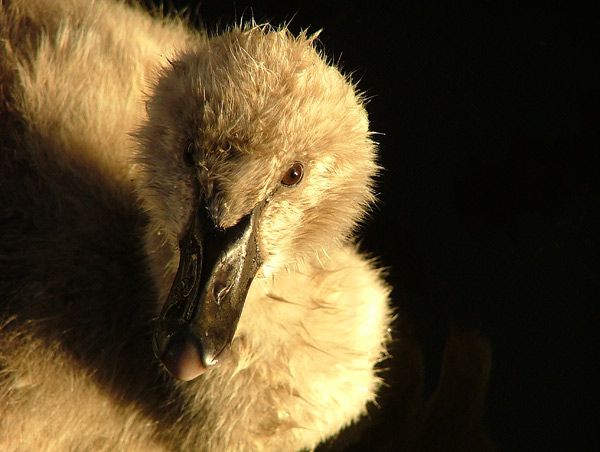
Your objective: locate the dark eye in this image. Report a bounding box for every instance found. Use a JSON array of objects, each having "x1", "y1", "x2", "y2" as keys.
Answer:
[
  {"x1": 281, "y1": 162, "x2": 304, "y2": 187},
  {"x1": 184, "y1": 140, "x2": 195, "y2": 167}
]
